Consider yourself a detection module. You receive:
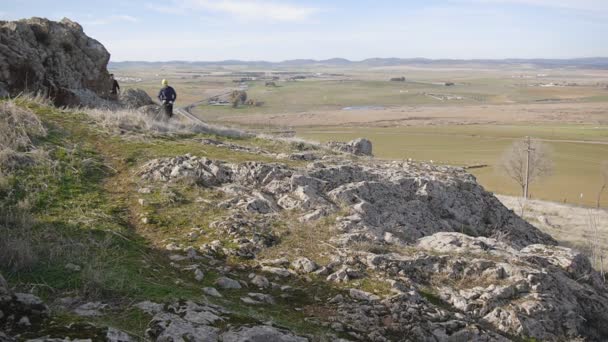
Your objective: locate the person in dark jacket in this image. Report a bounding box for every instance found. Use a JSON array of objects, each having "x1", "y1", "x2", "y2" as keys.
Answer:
[
  {"x1": 158, "y1": 79, "x2": 177, "y2": 118},
  {"x1": 110, "y1": 74, "x2": 120, "y2": 100}
]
